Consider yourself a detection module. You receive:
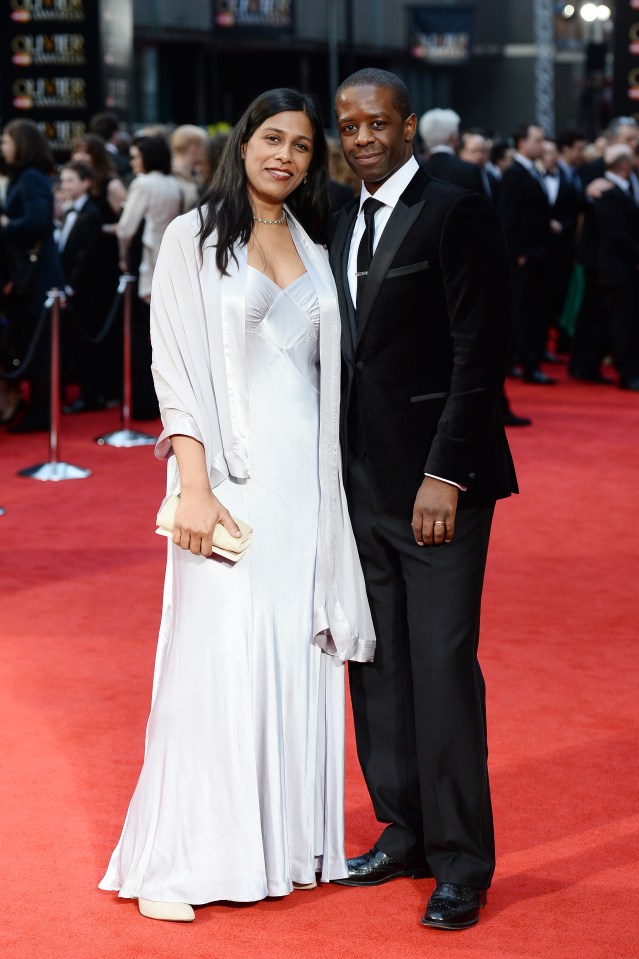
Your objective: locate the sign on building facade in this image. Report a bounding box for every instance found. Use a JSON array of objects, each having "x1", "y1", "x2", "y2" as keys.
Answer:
[{"x1": 0, "y1": 0, "x2": 133, "y2": 157}]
